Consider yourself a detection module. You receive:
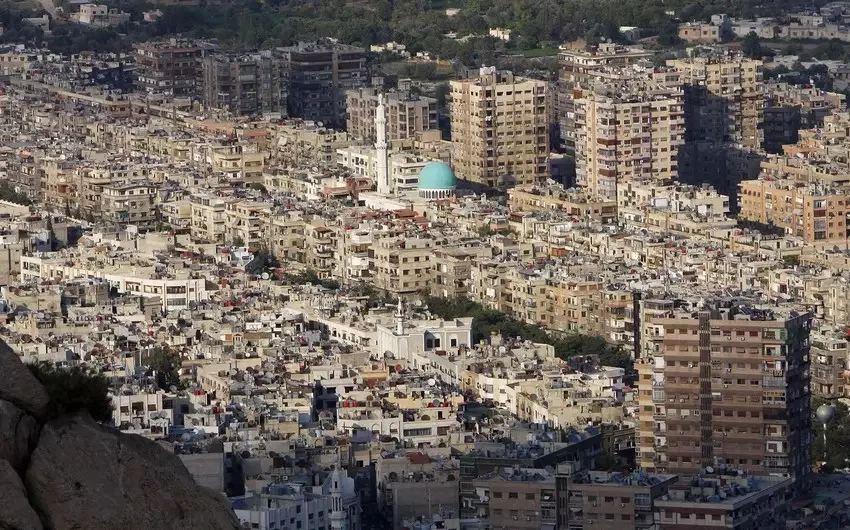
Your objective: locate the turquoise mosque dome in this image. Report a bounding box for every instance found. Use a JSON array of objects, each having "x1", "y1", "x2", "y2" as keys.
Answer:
[{"x1": 417, "y1": 161, "x2": 456, "y2": 198}]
